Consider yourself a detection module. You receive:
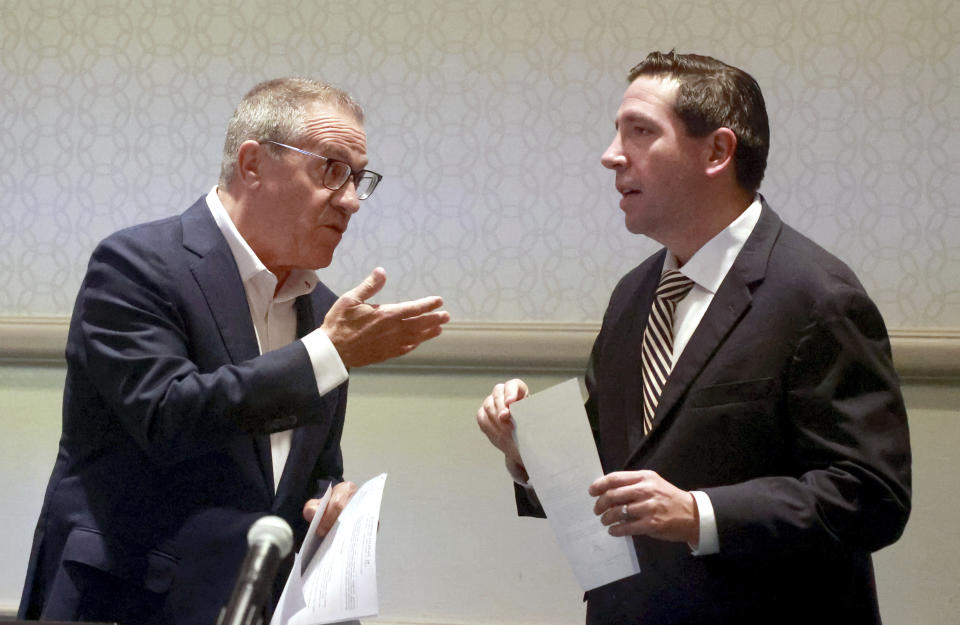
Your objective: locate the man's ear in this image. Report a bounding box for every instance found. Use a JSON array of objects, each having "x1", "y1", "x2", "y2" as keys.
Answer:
[
  {"x1": 235, "y1": 140, "x2": 265, "y2": 189},
  {"x1": 704, "y1": 127, "x2": 737, "y2": 179}
]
